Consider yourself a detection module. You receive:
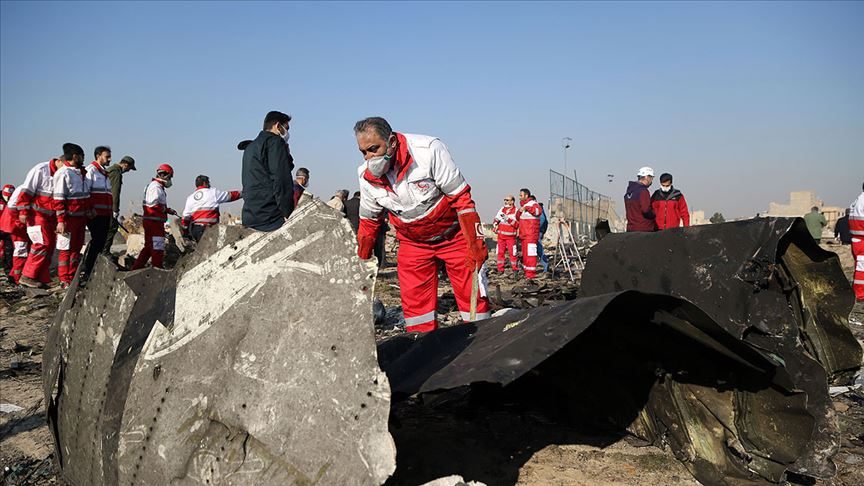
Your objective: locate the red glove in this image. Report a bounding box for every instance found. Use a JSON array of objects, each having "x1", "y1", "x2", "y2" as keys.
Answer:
[
  {"x1": 457, "y1": 210, "x2": 488, "y2": 269},
  {"x1": 358, "y1": 234, "x2": 375, "y2": 260}
]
